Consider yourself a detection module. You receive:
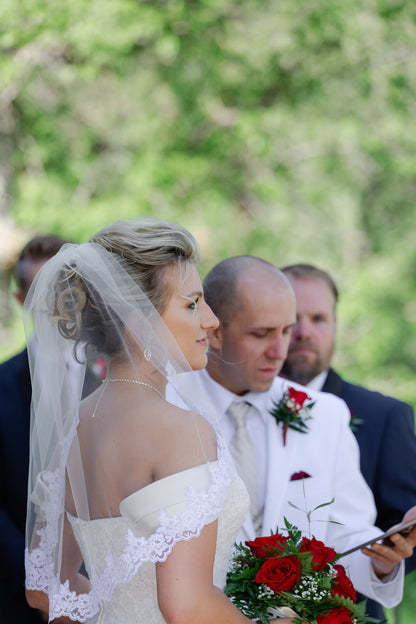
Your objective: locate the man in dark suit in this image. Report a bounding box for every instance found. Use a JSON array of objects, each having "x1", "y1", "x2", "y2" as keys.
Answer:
[
  {"x1": 280, "y1": 263, "x2": 416, "y2": 620},
  {"x1": 0, "y1": 235, "x2": 69, "y2": 622}
]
